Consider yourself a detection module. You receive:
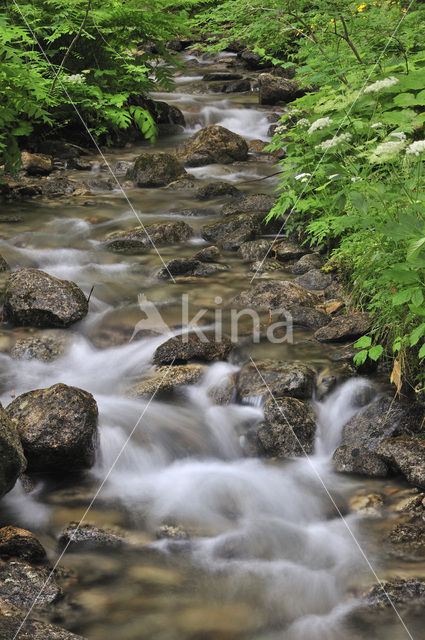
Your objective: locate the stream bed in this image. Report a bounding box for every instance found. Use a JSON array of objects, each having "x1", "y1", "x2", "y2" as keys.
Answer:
[{"x1": 0, "y1": 52, "x2": 424, "y2": 640}]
